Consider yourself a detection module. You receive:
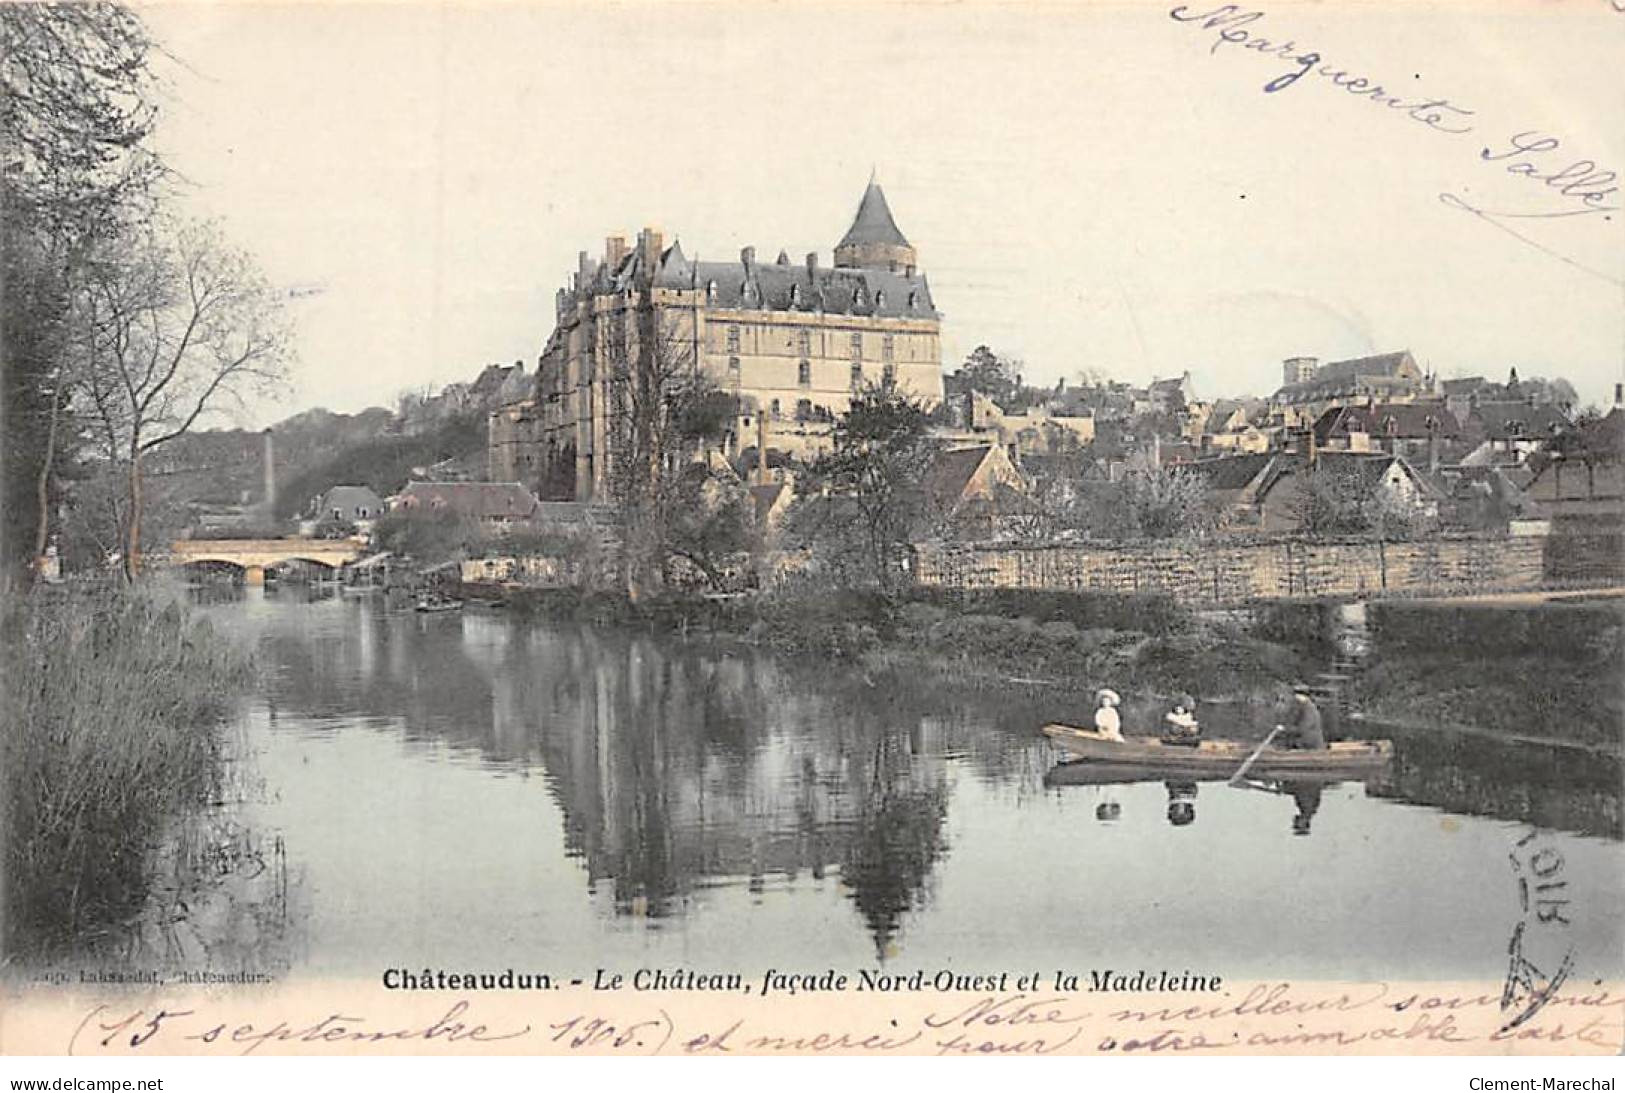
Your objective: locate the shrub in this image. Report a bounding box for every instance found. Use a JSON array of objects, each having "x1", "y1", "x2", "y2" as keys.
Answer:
[{"x1": 1, "y1": 587, "x2": 253, "y2": 950}]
